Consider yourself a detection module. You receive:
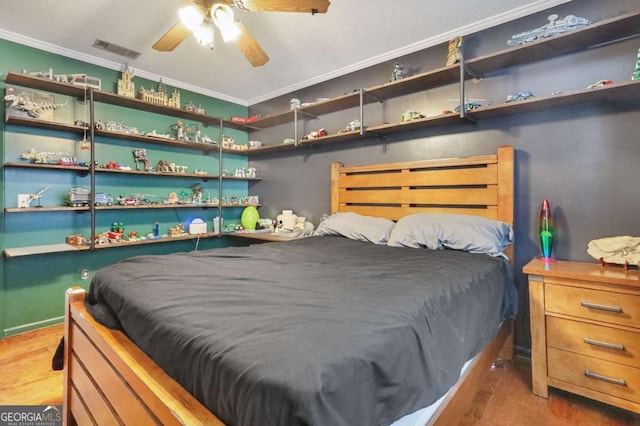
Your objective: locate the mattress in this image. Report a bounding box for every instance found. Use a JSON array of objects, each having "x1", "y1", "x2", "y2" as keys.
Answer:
[{"x1": 87, "y1": 236, "x2": 516, "y2": 426}]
